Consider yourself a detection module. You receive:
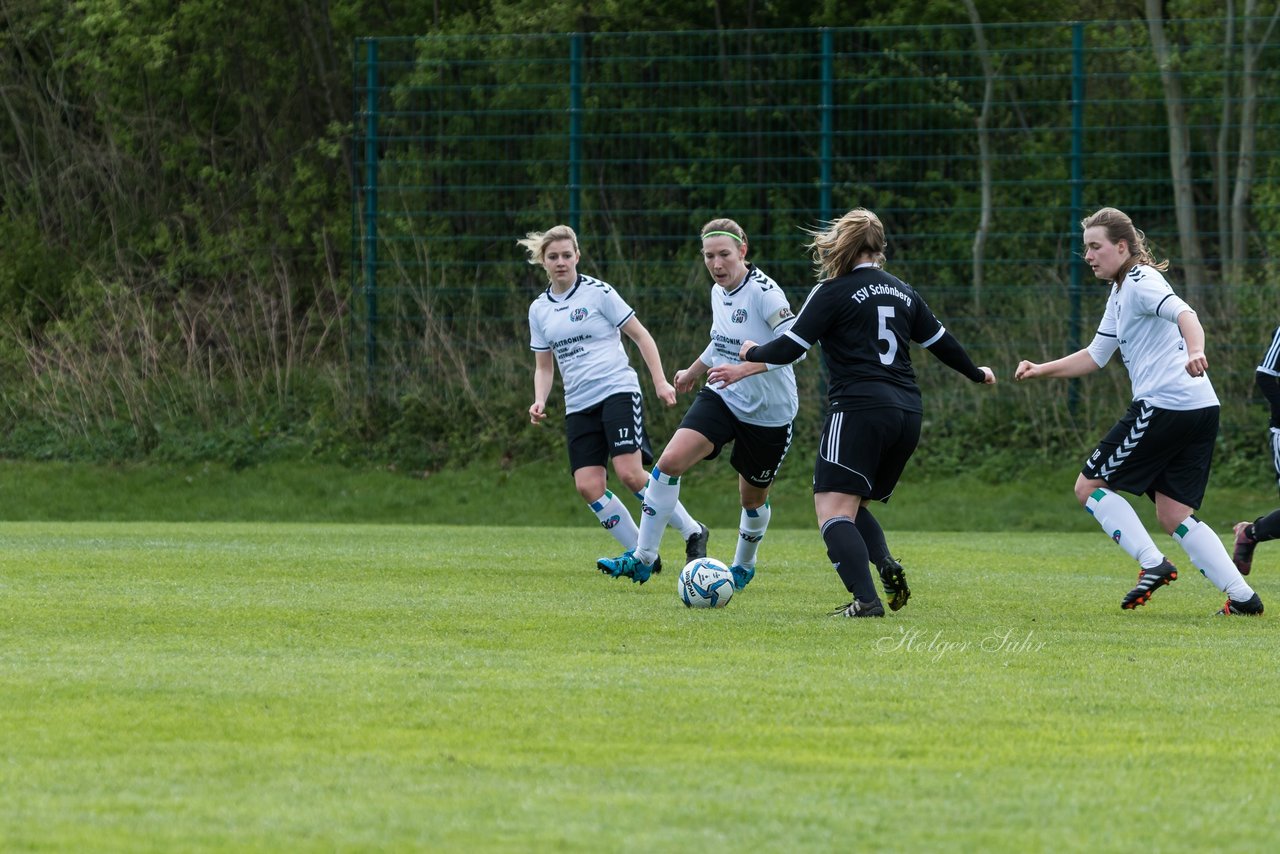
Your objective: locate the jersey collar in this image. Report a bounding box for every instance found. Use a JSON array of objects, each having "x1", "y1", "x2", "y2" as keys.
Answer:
[
  {"x1": 545, "y1": 274, "x2": 583, "y2": 303},
  {"x1": 723, "y1": 264, "x2": 755, "y2": 297}
]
